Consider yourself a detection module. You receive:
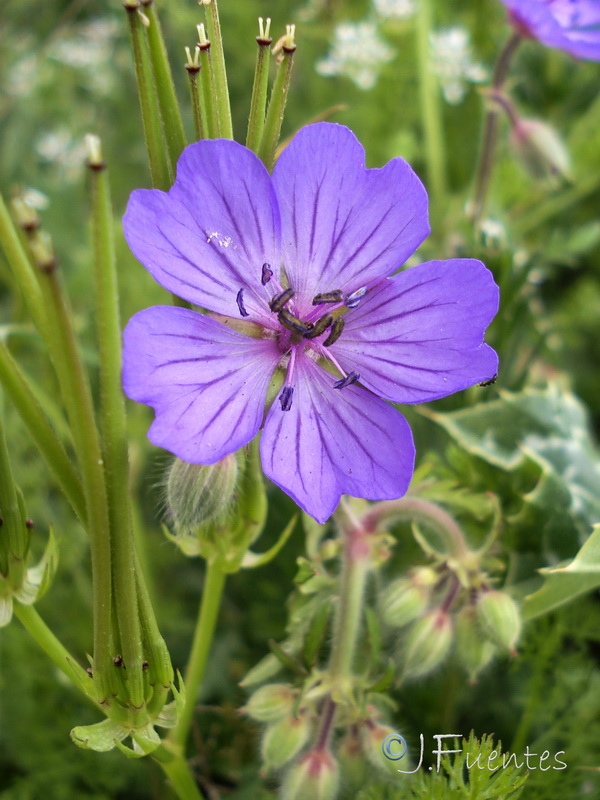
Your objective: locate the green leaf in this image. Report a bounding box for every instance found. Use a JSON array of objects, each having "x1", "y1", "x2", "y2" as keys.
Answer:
[{"x1": 523, "y1": 523, "x2": 600, "y2": 620}]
